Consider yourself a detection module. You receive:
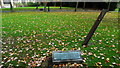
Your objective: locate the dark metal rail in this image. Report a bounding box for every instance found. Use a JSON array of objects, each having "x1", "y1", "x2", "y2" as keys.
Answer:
[{"x1": 82, "y1": 9, "x2": 108, "y2": 46}]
